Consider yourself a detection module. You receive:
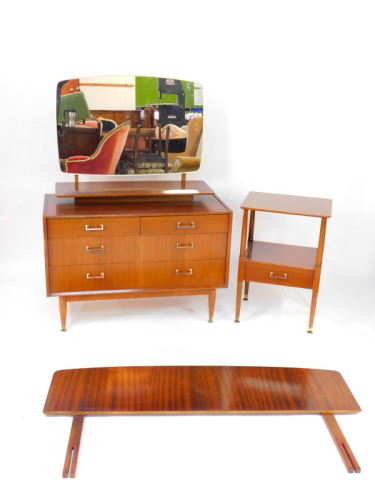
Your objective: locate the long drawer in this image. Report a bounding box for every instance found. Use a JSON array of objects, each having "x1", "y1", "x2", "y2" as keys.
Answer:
[
  {"x1": 49, "y1": 260, "x2": 227, "y2": 293},
  {"x1": 48, "y1": 233, "x2": 227, "y2": 266},
  {"x1": 141, "y1": 214, "x2": 229, "y2": 235},
  {"x1": 244, "y1": 261, "x2": 314, "y2": 289},
  {"x1": 48, "y1": 236, "x2": 141, "y2": 266},
  {"x1": 47, "y1": 217, "x2": 140, "y2": 238}
]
